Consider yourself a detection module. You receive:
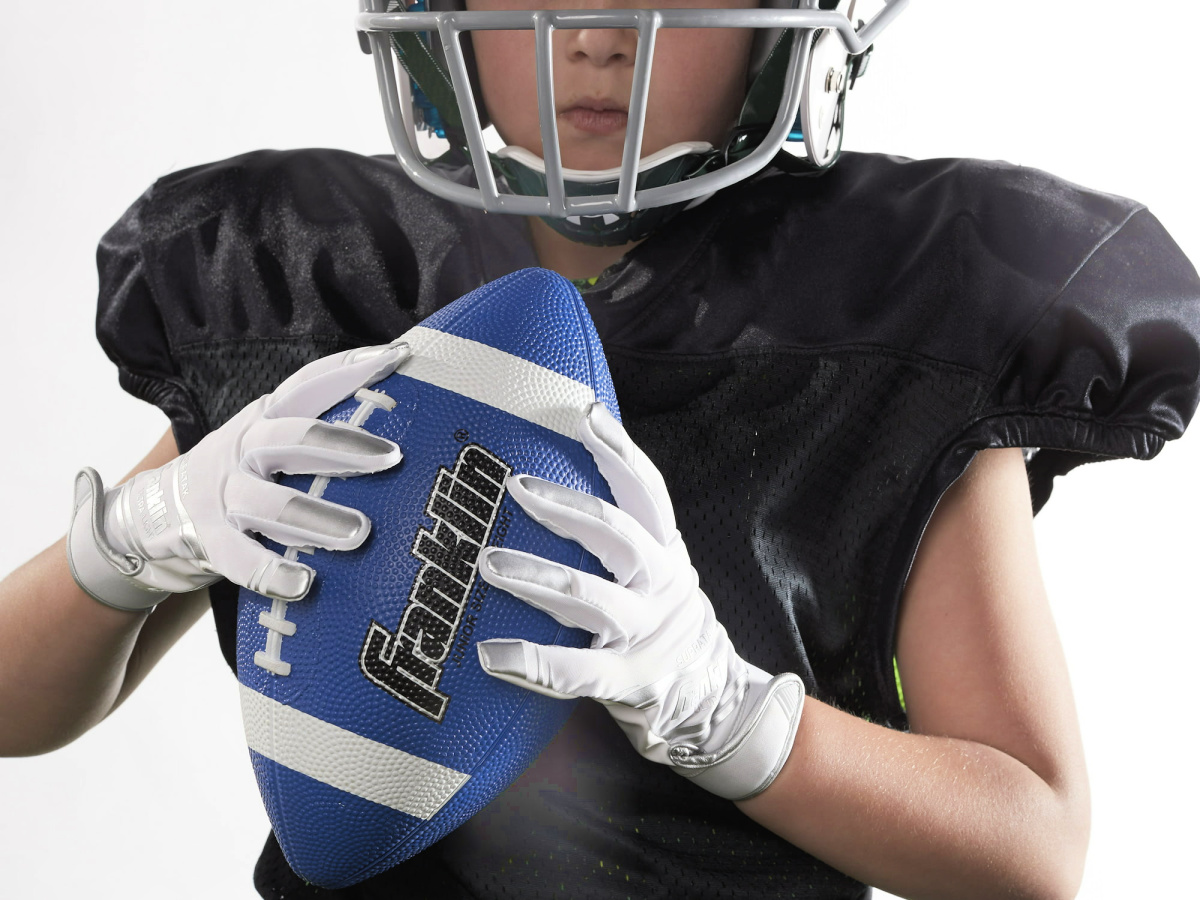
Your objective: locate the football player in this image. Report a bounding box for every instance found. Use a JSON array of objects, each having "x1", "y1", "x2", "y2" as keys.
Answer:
[{"x1": 1, "y1": 1, "x2": 1198, "y2": 898}]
